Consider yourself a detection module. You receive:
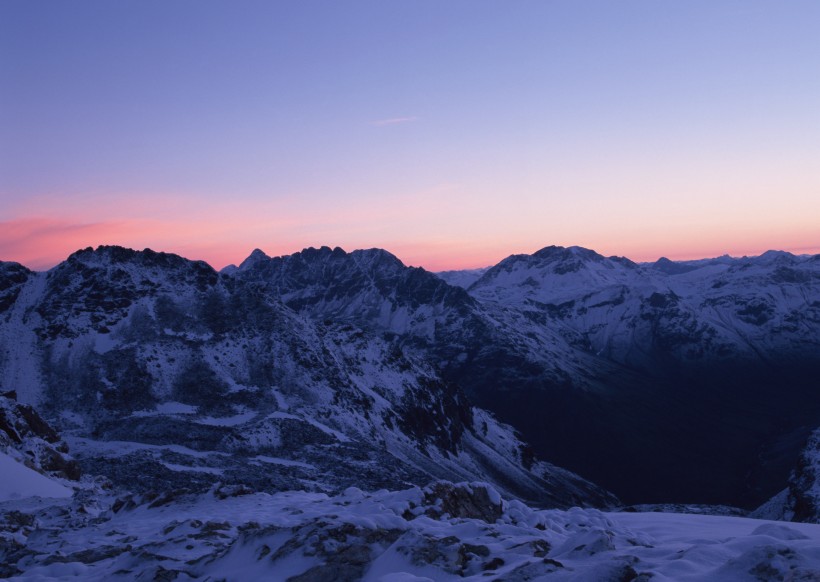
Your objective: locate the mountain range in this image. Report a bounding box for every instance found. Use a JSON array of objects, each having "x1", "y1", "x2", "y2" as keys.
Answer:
[
  {"x1": 2, "y1": 243, "x2": 820, "y2": 579},
  {"x1": 229, "y1": 244, "x2": 820, "y2": 507},
  {"x1": 2, "y1": 244, "x2": 819, "y2": 508},
  {"x1": 0, "y1": 246, "x2": 614, "y2": 509}
]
